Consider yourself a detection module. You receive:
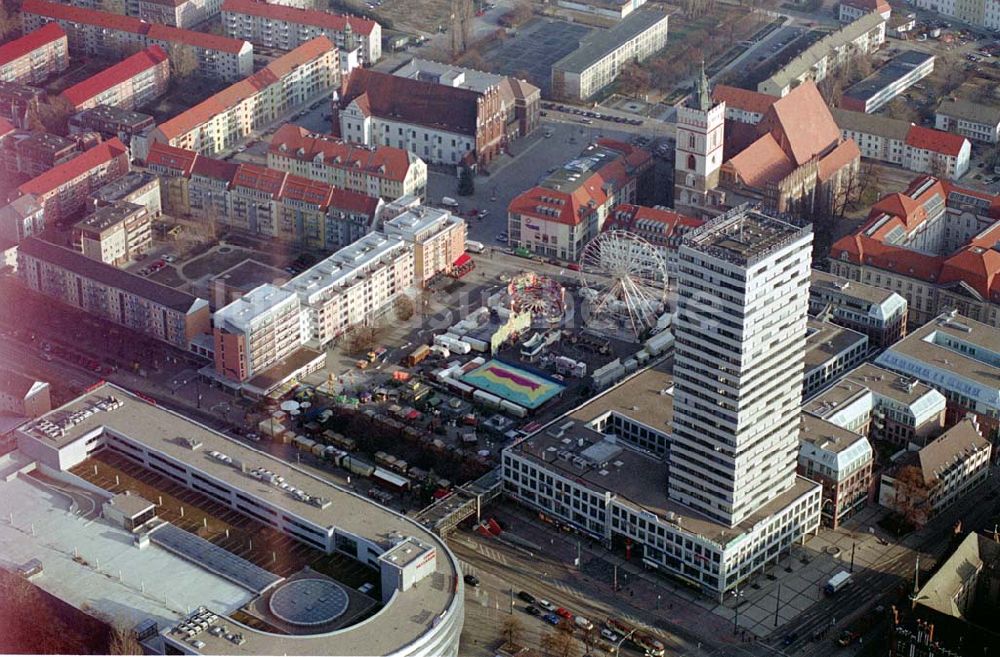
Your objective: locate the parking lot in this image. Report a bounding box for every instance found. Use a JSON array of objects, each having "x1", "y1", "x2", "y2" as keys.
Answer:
[{"x1": 484, "y1": 18, "x2": 593, "y2": 95}]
